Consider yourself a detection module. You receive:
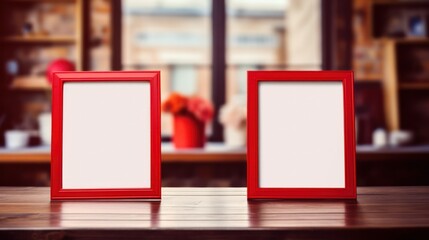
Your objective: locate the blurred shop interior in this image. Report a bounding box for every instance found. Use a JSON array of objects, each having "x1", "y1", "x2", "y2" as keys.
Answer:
[{"x1": 0, "y1": 0, "x2": 429, "y2": 187}]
